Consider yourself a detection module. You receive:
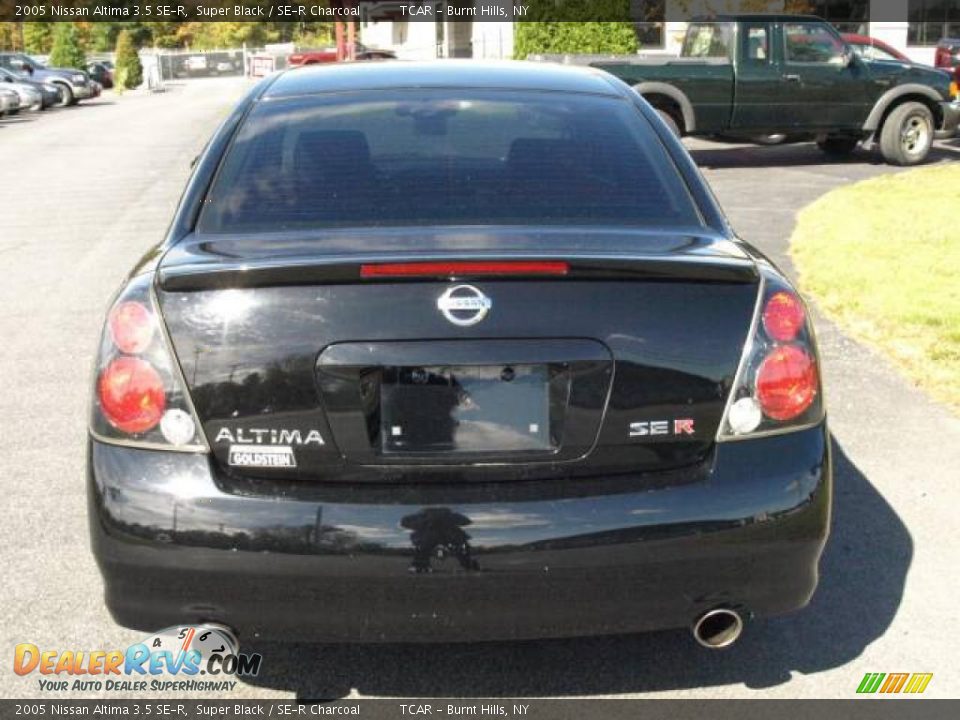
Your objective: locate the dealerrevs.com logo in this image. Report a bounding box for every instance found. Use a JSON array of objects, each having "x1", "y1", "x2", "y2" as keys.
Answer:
[
  {"x1": 856, "y1": 672, "x2": 933, "y2": 695},
  {"x1": 14, "y1": 625, "x2": 262, "y2": 693}
]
